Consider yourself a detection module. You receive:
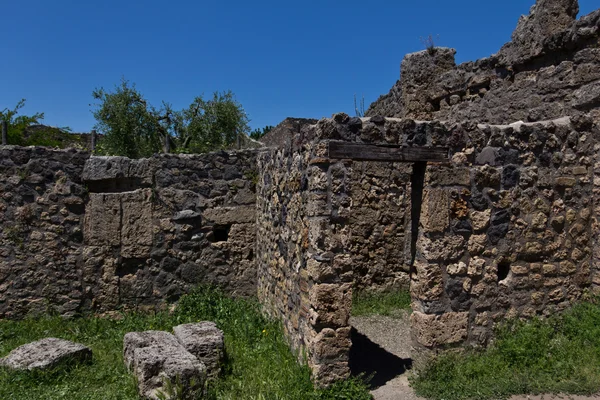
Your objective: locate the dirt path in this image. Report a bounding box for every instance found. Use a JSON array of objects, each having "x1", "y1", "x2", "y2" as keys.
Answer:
[
  {"x1": 350, "y1": 313, "x2": 424, "y2": 400},
  {"x1": 350, "y1": 314, "x2": 600, "y2": 400}
]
